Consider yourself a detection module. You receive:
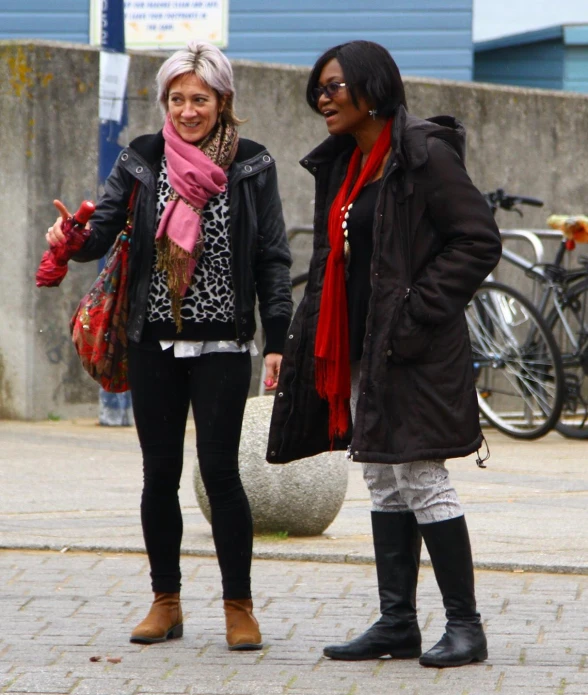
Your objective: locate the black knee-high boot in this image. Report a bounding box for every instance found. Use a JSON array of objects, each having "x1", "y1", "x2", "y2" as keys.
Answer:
[
  {"x1": 419, "y1": 515, "x2": 488, "y2": 668},
  {"x1": 323, "y1": 511, "x2": 422, "y2": 660}
]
